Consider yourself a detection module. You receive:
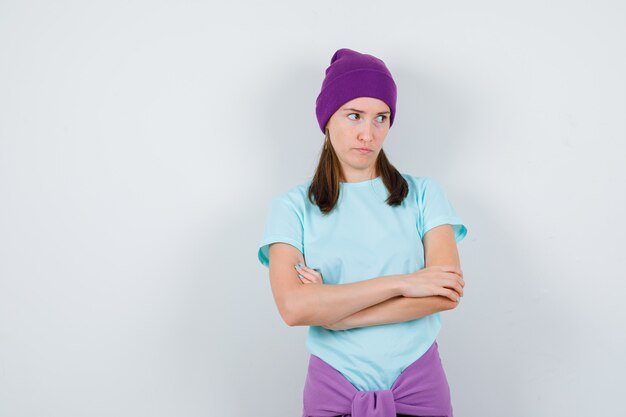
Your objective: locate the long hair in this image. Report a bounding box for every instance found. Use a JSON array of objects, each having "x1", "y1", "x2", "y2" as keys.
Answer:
[{"x1": 307, "y1": 127, "x2": 409, "y2": 214}]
